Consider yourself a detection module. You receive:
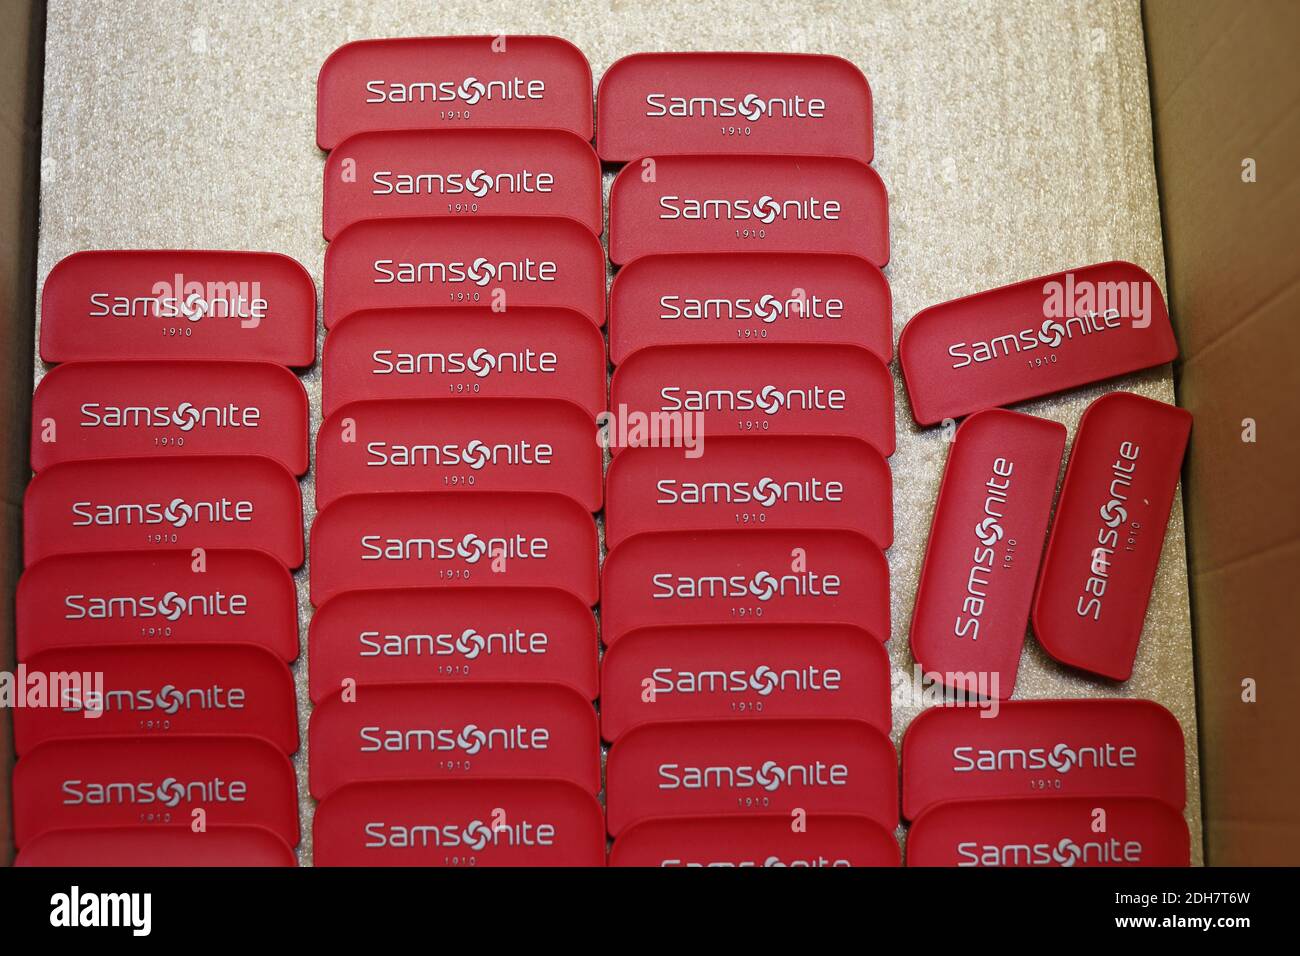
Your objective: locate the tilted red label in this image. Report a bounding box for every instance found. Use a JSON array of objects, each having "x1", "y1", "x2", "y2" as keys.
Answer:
[
  {"x1": 308, "y1": 587, "x2": 598, "y2": 703},
  {"x1": 313, "y1": 778, "x2": 605, "y2": 867},
  {"x1": 15, "y1": 825, "x2": 297, "y2": 867},
  {"x1": 605, "y1": 718, "x2": 898, "y2": 836},
  {"x1": 609, "y1": 344, "x2": 894, "y2": 456},
  {"x1": 309, "y1": 682, "x2": 600, "y2": 799},
  {"x1": 601, "y1": 529, "x2": 889, "y2": 646},
  {"x1": 12, "y1": 735, "x2": 299, "y2": 848},
  {"x1": 24, "y1": 456, "x2": 303, "y2": 568},
  {"x1": 608, "y1": 252, "x2": 892, "y2": 365},
  {"x1": 30, "y1": 361, "x2": 309, "y2": 475},
  {"x1": 899, "y1": 261, "x2": 1179, "y2": 425},
  {"x1": 324, "y1": 128, "x2": 602, "y2": 239},
  {"x1": 316, "y1": 35, "x2": 594, "y2": 149},
  {"x1": 17, "y1": 549, "x2": 298, "y2": 662},
  {"x1": 910, "y1": 410, "x2": 1065, "y2": 698},
  {"x1": 317, "y1": 398, "x2": 600, "y2": 512},
  {"x1": 901, "y1": 699, "x2": 1186, "y2": 821},
  {"x1": 608, "y1": 154, "x2": 888, "y2": 266},
  {"x1": 309, "y1": 491, "x2": 598, "y2": 607},
  {"x1": 323, "y1": 217, "x2": 605, "y2": 329},
  {"x1": 40, "y1": 250, "x2": 315, "y2": 366},
  {"x1": 1033, "y1": 392, "x2": 1192, "y2": 680},
  {"x1": 597, "y1": 52, "x2": 873, "y2": 163},
  {"x1": 14, "y1": 644, "x2": 298, "y2": 755},
  {"x1": 605, "y1": 436, "x2": 891, "y2": 550},
  {"x1": 601, "y1": 623, "x2": 890, "y2": 742},
  {"x1": 321, "y1": 307, "x2": 606, "y2": 418},
  {"x1": 907, "y1": 797, "x2": 1190, "y2": 867},
  {"x1": 610, "y1": 813, "x2": 899, "y2": 867}
]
